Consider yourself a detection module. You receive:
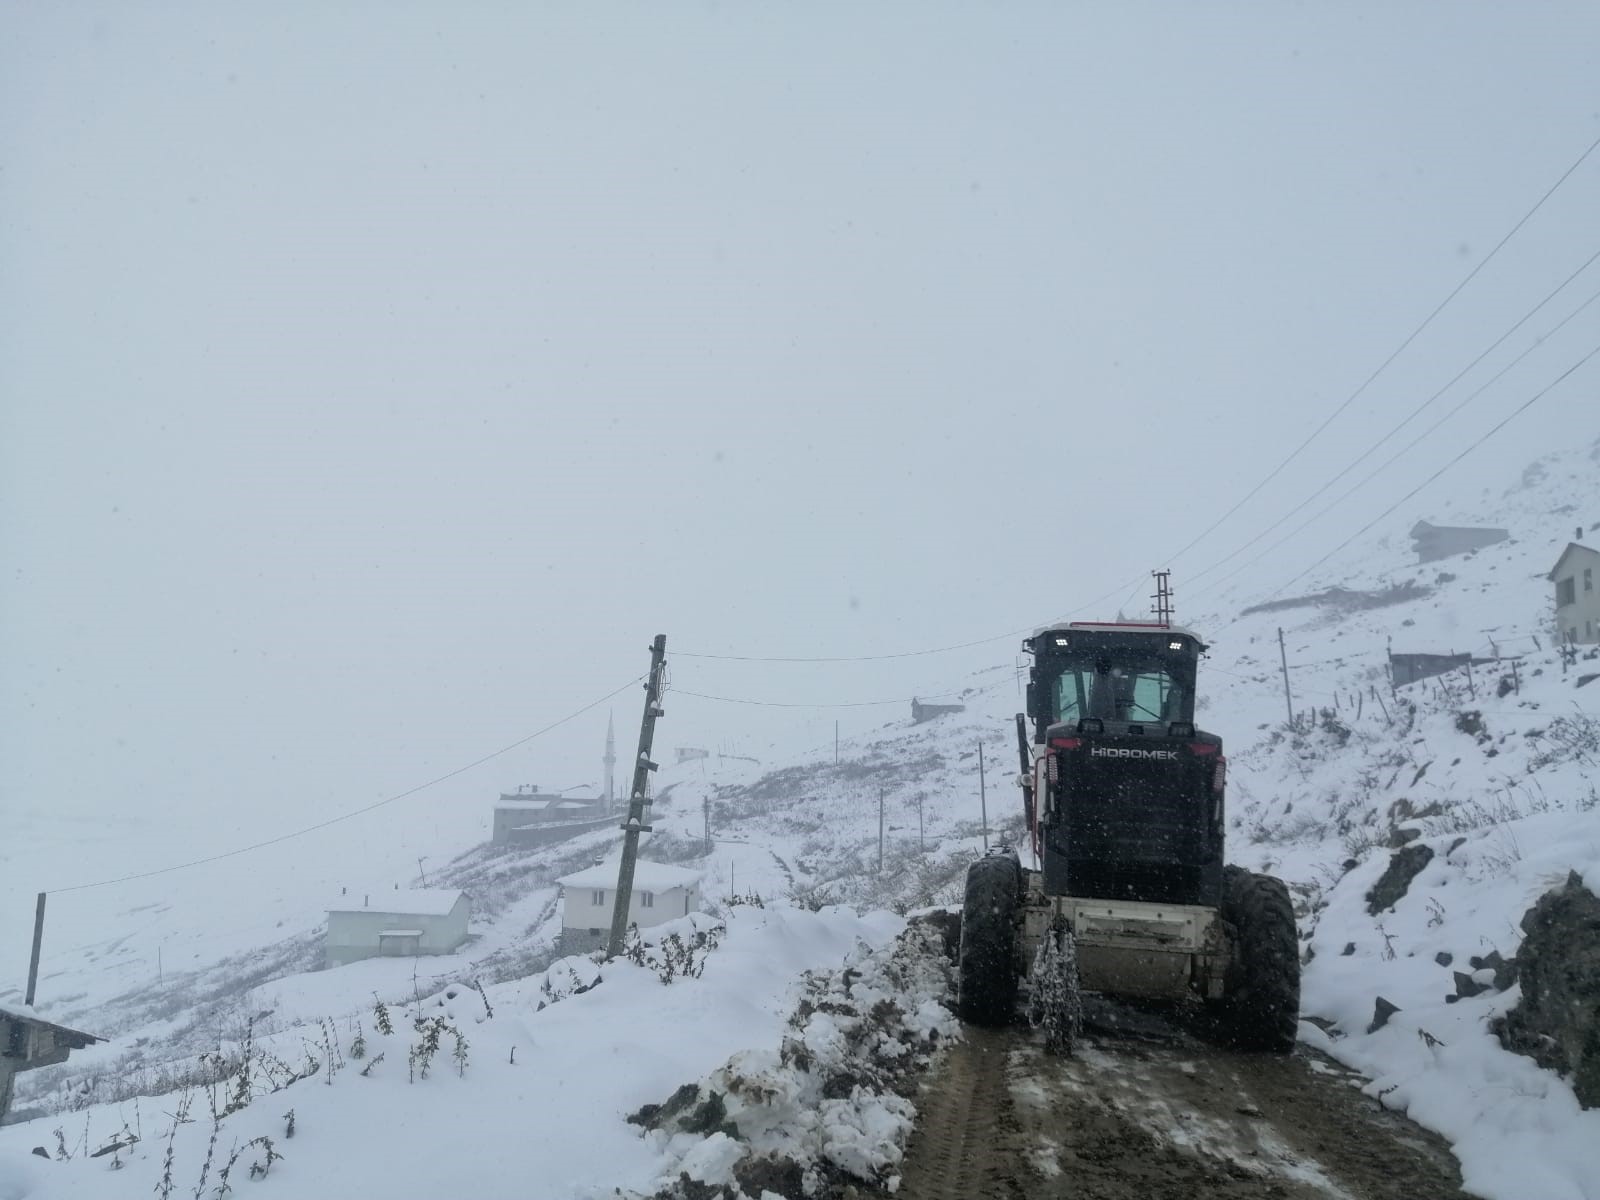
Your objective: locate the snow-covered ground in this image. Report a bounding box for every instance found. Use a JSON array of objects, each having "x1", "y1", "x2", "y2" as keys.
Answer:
[
  {"x1": 2, "y1": 433, "x2": 1598, "y2": 1199},
  {"x1": 0, "y1": 907, "x2": 911, "y2": 1200}
]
